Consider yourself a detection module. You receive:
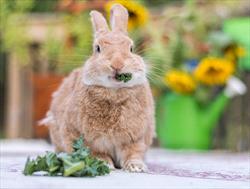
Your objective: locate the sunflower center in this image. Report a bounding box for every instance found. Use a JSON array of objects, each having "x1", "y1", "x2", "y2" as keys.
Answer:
[
  {"x1": 205, "y1": 67, "x2": 222, "y2": 75},
  {"x1": 128, "y1": 11, "x2": 137, "y2": 19},
  {"x1": 176, "y1": 81, "x2": 189, "y2": 91}
]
